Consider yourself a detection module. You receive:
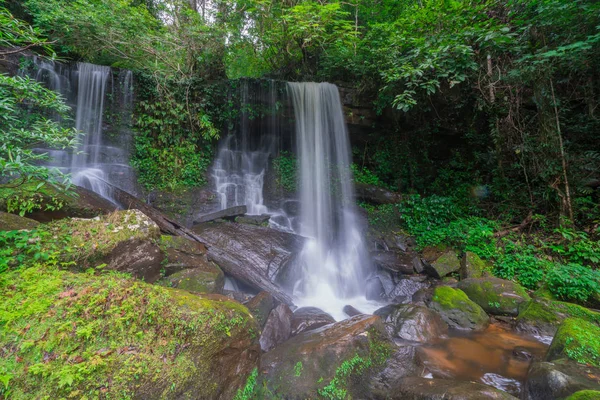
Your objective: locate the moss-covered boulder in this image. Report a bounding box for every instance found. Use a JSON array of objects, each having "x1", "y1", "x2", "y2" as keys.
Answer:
[
  {"x1": 457, "y1": 277, "x2": 531, "y2": 316},
  {"x1": 516, "y1": 298, "x2": 600, "y2": 339},
  {"x1": 259, "y1": 315, "x2": 392, "y2": 399},
  {"x1": 0, "y1": 211, "x2": 39, "y2": 231},
  {"x1": 429, "y1": 286, "x2": 490, "y2": 330},
  {"x1": 374, "y1": 304, "x2": 448, "y2": 342},
  {"x1": 460, "y1": 251, "x2": 492, "y2": 279},
  {"x1": 0, "y1": 180, "x2": 116, "y2": 222},
  {"x1": 157, "y1": 265, "x2": 224, "y2": 294},
  {"x1": 424, "y1": 250, "x2": 461, "y2": 279},
  {"x1": 524, "y1": 360, "x2": 600, "y2": 400},
  {"x1": 0, "y1": 265, "x2": 260, "y2": 399},
  {"x1": 567, "y1": 391, "x2": 600, "y2": 400},
  {"x1": 547, "y1": 318, "x2": 600, "y2": 367}
]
